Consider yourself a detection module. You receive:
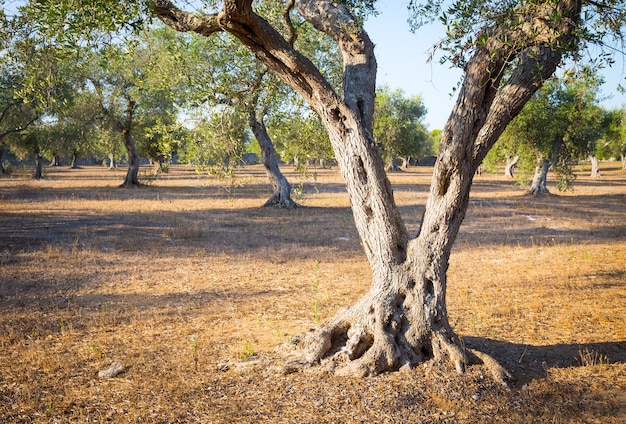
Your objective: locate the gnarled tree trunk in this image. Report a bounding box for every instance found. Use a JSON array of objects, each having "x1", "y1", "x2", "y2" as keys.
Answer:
[{"x1": 154, "y1": 0, "x2": 580, "y2": 381}]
